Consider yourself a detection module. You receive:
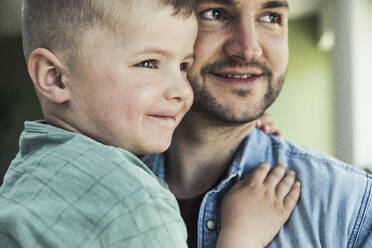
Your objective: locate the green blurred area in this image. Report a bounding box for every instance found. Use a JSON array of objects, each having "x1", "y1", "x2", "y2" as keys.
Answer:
[{"x1": 269, "y1": 15, "x2": 335, "y2": 156}]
